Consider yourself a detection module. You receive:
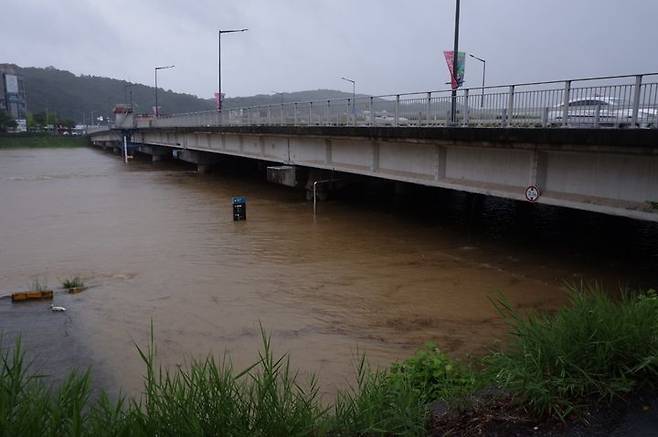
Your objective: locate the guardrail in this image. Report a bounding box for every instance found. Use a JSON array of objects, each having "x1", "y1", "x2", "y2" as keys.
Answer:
[{"x1": 117, "y1": 73, "x2": 658, "y2": 130}]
